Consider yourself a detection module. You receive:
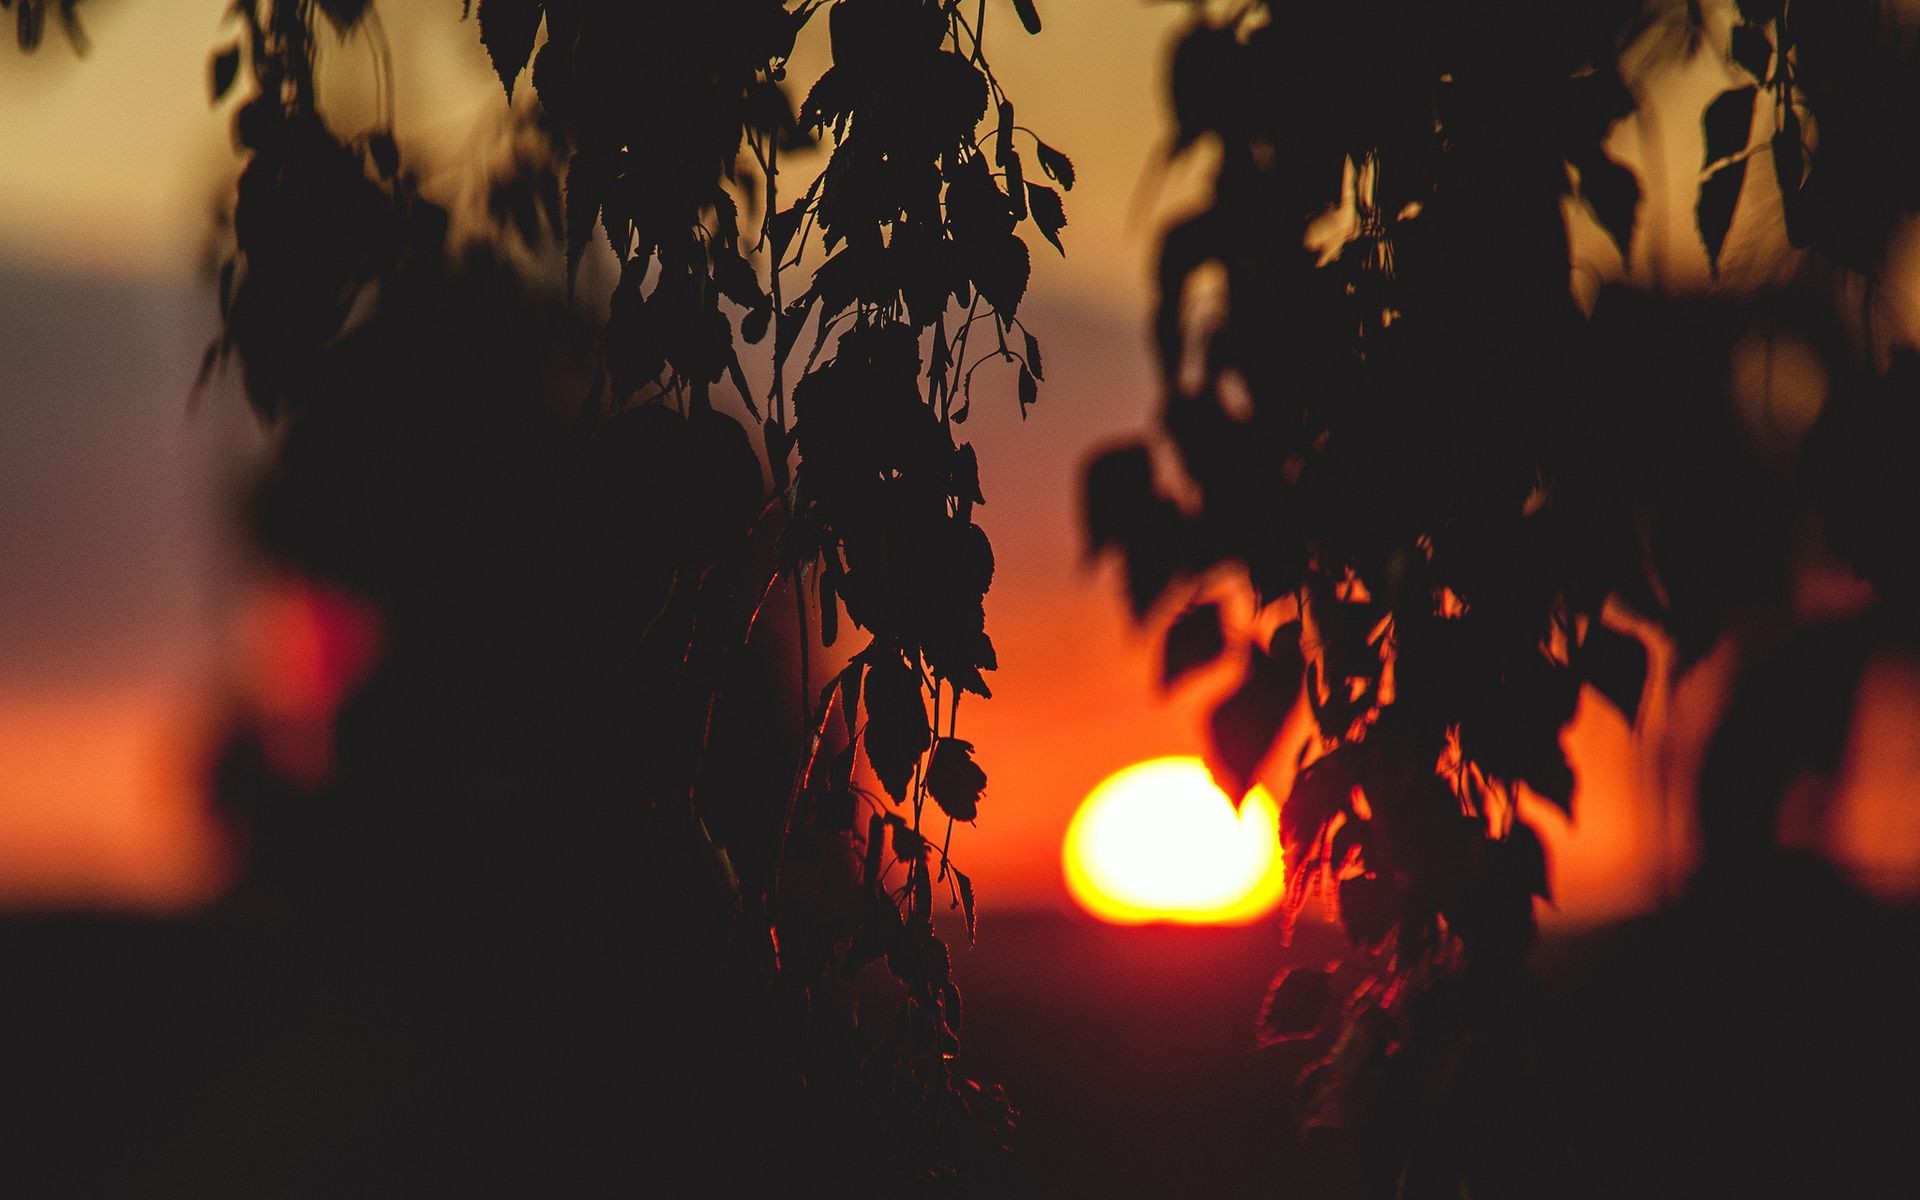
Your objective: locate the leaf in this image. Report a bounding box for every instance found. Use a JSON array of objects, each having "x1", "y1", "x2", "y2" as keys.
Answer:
[
  {"x1": 1017, "y1": 363, "x2": 1037, "y2": 415},
  {"x1": 1161, "y1": 603, "x2": 1225, "y2": 690},
  {"x1": 1208, "y1": 630, "x2": 1305, "y2": 804},
  {"x1": 926, "y1": 737, "x2": 986, "y2": 822},
  {"x1": 1027, "y1": 183, "x2": 1067, "y2": 254},
  {"x1": 1035, "y1": 140, "x2": 1075, "y2": 191},
  {"x1": 367, "y1": 131, "x2": 399, "y2": 180},
  {"x1": 1283, "y1": 745, "x2": 1358, "y2": 860},
  {"x1": 1256, "y1": 967, "x2": 1333, "y2": 1047},
  {"x1": 210, "y1": 45, "x2": 241, "y2": 102},
  {"x1": 316, "y1": 0, "x2": 371, "y2": 32},
  {"x1": 955, "y1": 868, "x2": 977, "y2": 944},
  {"x1": 1011, "y1": 0, "x2": 1042, "y2": 35},
  {"x1": 1731, "y1": 22, "x2": 1772, "y2": 82},
  {"x1": 1773, "y1": 109, "x2": 1806, "y2": 245},
  {"x1": 1702, "y1": 86, "x2": 1757, "y2": 170},
  {"x1": 1575, "y1": 152, "x2": 1639, "y2": 262},
  {"x1": 864, "y1": 652, "x2": 930, "y2": 803},
  {"x1": 889, "y1": 816, "x2": 926, "y2": 860},
  {"x1": 1697, "y1": 156, "x2": 1747, "y2": 272},
  {"x1": 1579, "y1": 624, "x2": 1647, "y2": 723},
  {"x1": 1023, "y1": 330, "x2": 1044, "y2": 380},
  {"x1": 1506, "y1": 819, "x2": 1551, "y2": 900},
  {"x1": 1337, "y1": 874, "x2": 1397, "y2": 947},
  {"x1": 478, "y1": 0, "x2": 543, "y2": 101}
]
